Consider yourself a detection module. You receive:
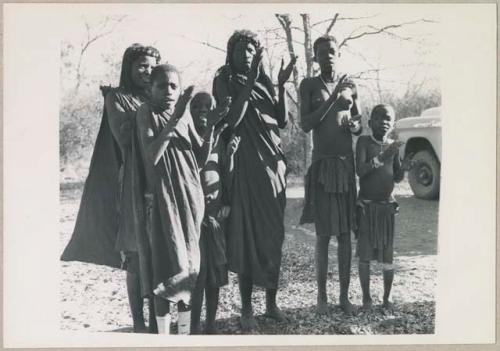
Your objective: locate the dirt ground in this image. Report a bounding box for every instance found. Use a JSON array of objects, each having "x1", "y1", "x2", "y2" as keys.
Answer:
[{"x1": 60, "y1": 179, "x2": 438, "y2": 335}]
